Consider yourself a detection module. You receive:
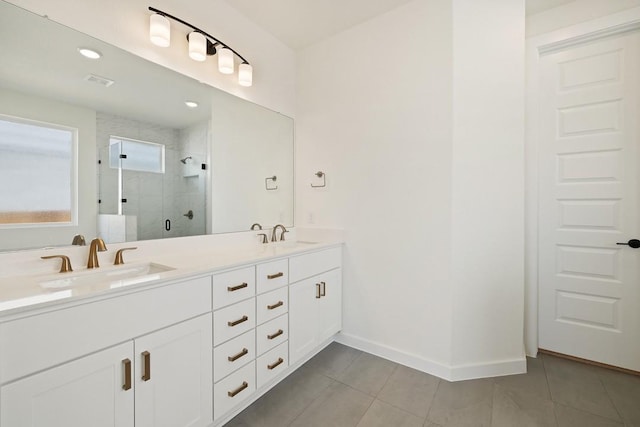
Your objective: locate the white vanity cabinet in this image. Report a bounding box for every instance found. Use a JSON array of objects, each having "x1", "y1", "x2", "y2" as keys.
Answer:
[
  {"x1": 289, "y1": 247, "x2": 342, "y2": 365},
  {"x1": 1, "y1": 342, "x2": 135, "y2": 427},
  {"x1": 0, "y1": 277, "x2": 213, "y2": 427},
  {"x1": 0, "y1": 242, "x2": 344, "y2": 427},
  {"x1": 134, "y1": 314, "x2": 213, "y2": 427}
]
